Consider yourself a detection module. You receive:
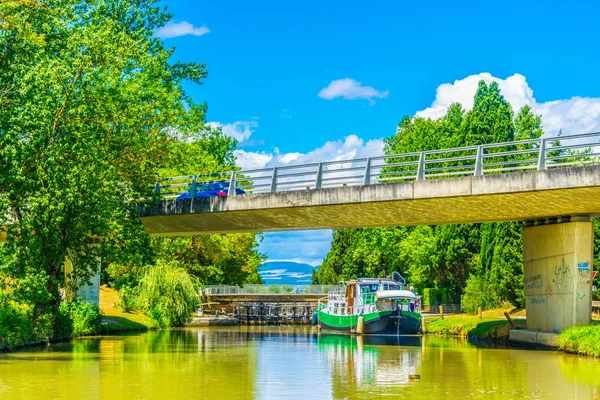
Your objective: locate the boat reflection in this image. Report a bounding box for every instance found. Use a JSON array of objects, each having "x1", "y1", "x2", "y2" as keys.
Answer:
[{"x1": 317, "y1": 333, "x2": 422, "y2": 396}]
